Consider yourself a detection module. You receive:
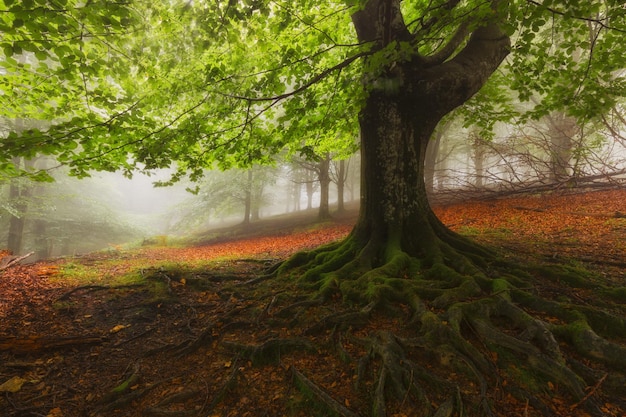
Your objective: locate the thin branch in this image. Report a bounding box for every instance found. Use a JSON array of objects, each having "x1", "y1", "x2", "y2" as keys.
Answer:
[
  {"x1": 525, "y1": 0, "x2": 626, "y2": 33},
  {"x1": 214, "y1": 51, "x2": 368, "y2": 103}
]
